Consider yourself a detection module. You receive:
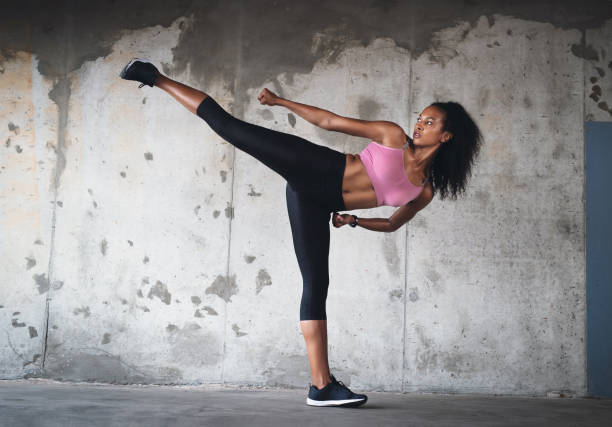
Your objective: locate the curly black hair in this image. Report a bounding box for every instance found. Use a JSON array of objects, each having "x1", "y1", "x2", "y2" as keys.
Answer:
[{"x1": 425, "y1": 102, "x2": 483, "y2": 200}]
